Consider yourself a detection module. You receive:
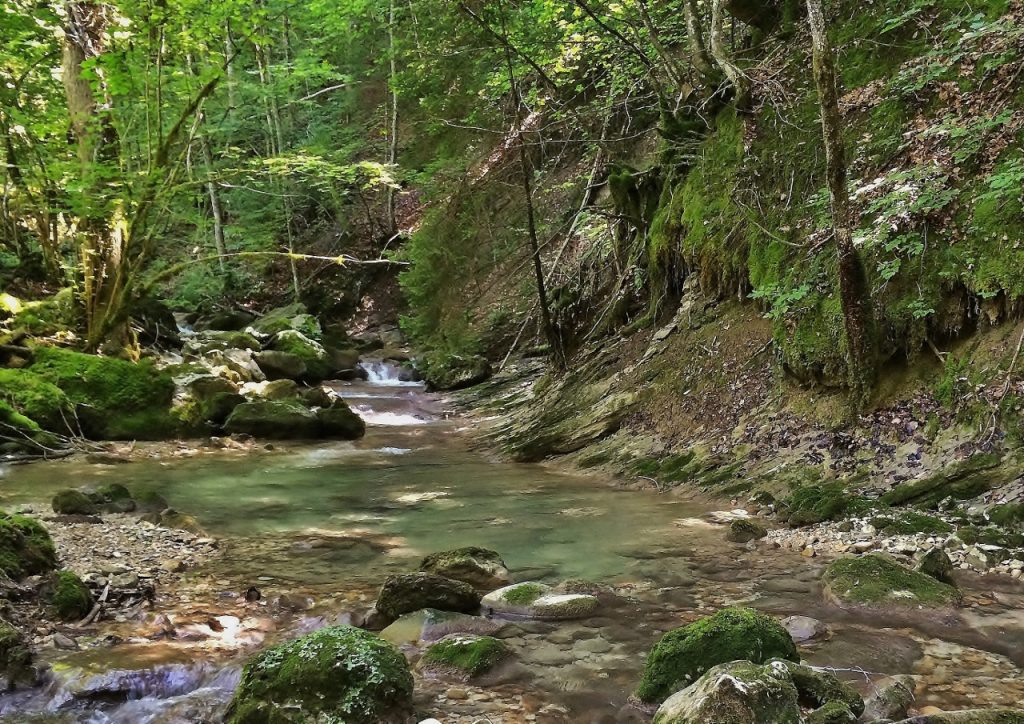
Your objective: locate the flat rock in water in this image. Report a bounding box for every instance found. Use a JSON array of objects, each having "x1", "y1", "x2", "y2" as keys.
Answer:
[
  {"x1": 481, "y1": 582, "x2": 599, "y2": 620},
  {"x1": 782, "y1": 615, "x2": 828, "y2": 643}
]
